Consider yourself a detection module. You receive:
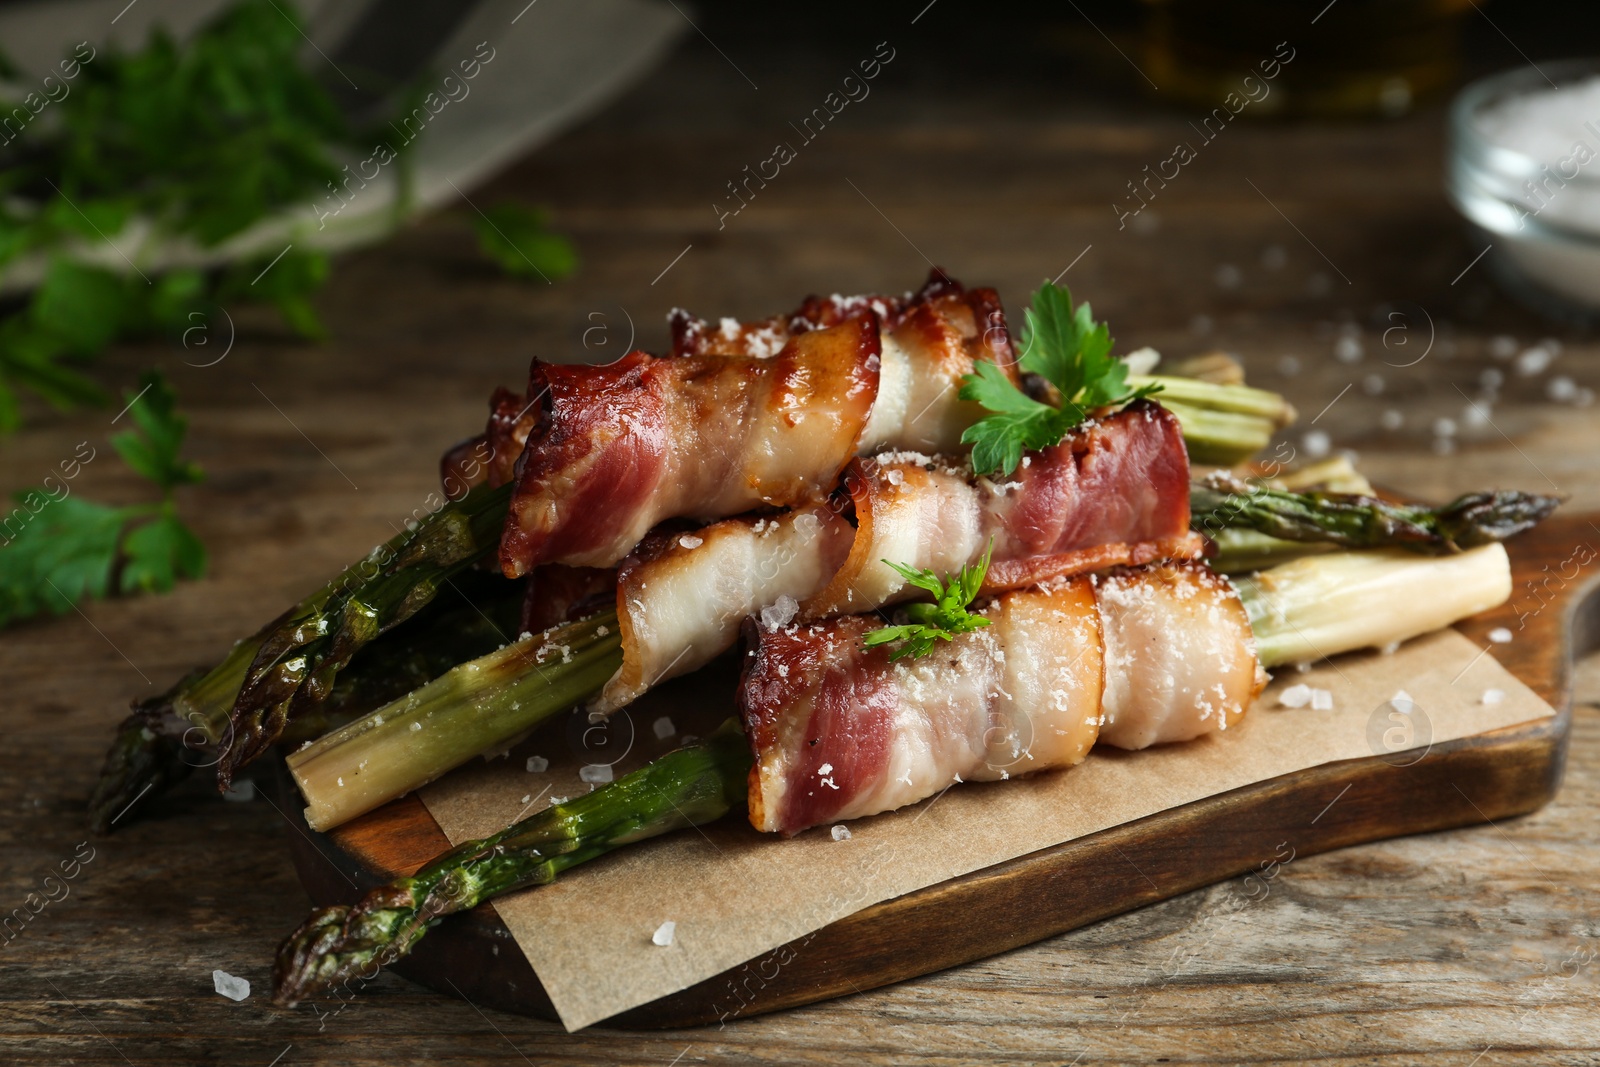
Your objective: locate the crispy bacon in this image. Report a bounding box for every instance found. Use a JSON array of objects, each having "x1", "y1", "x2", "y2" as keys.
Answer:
[
  {"x1": 594, "y1": 505, "x2": 855, "y2": 714},
  {"x1": 439, "y1": 387, "x2": 539, "y2": 497},
  {"x1": 671, "y1": 270, "x2": 1015, "y2": 456},
  {"x1": 805, "y1": 401, "x2": 1192, "y2": 617},
  {"x1": 498, "y1": 315, "x2": 881, "y2": 574},
  {"x1": 738, "y1": 561, "x2": 1263, "y2": 836},
  {"x1": 592, "y1": 402, "x2": 1196, "y2": 715}
]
